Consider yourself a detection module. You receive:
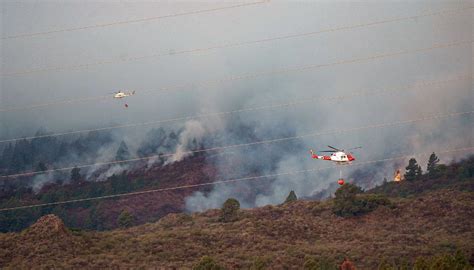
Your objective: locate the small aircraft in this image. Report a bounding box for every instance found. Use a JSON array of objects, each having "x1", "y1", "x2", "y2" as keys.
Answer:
[
  {"x1": 310, "y1": 145, "x2": 360, "y2": 164},
  {"x1": 111, "y1": 90, "x2": 135, "y2": 108}
]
